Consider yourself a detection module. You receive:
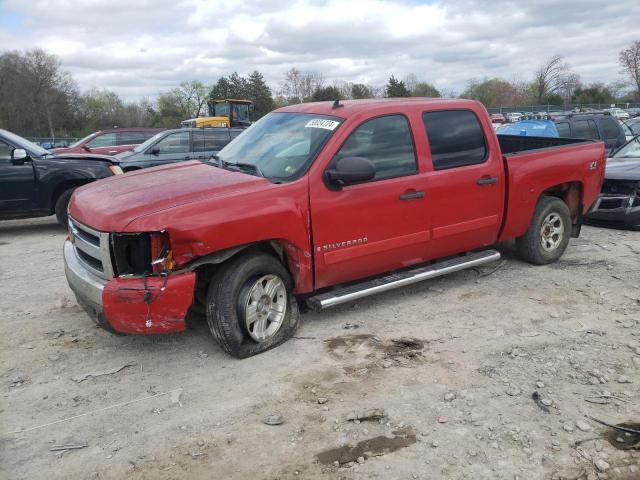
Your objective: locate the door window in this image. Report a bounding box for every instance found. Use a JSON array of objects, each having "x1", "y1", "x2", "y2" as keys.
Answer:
[
  {"x1": 555, "y1": 122, "x2": 571, "y2": 137},
  {"x1": 116, "y1": 132, "x2": 147, "y2": 145},
  {"x1": 0, "y1": 140, "x2": 12, "y2": 161},
  {"x1": 154, "y1": 132, "x2": 190, "y2": 154},
  {"x1": 573, "y1": 120, "x2": 599, "y2": 139},
  {"x1": 600, "y1": 118, "x2": 621, "y2": 140},
  {"x1": 422, "y1": 110, "x2": 487, "y2": 170},
  {"x1": 333, "y1": 115, "x2": 417, "y2": 181},
  {"x1": 88, "y1": 133, "x2": 117, "y2": 148}
]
